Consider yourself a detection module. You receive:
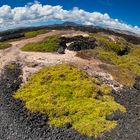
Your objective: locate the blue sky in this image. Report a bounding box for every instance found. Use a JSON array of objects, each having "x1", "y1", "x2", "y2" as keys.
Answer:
[
  {"x1": 0, "y1": 0, "x2": 140, "y2": 34},
  {"x1": 0, "y1": 0, "x2": 139, "y2": 27}
]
